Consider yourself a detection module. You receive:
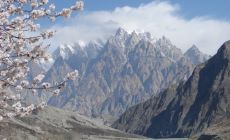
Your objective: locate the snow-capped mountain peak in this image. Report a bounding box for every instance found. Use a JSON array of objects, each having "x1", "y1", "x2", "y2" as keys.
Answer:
[
  {"x1": 138, "y1": 32, "x2": 152, "y2": 41},
  {"x1": 53, "y1": 44, "x2": 74, "y2": 60},
  {"x1": 156, "y1": 36, "x2": 173, "y2": 48},
  {"x1": 114, "y1": 28, "x2": 130, "y2": 42},
  {"x1": 115, "y1": 27, "x2": 128, "y2": 36}
]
